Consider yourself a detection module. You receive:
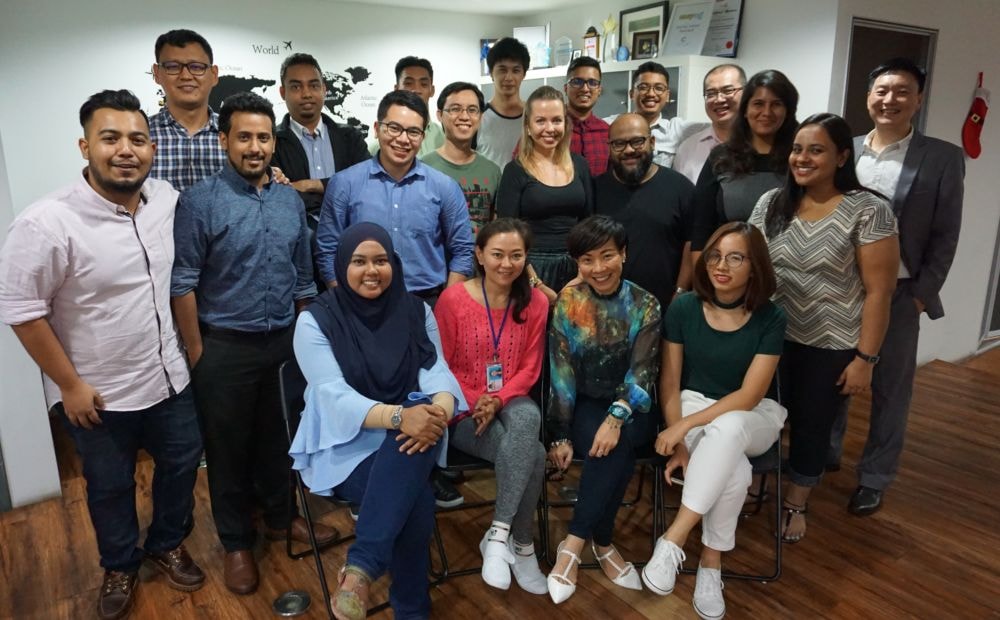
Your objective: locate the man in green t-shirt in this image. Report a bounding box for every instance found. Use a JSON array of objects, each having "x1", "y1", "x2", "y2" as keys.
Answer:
[{"x1": 421, "y1": 82, "x2": 501, "y2": 235}]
